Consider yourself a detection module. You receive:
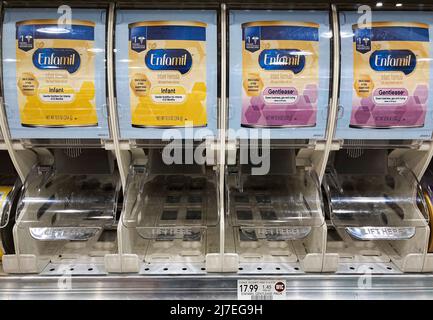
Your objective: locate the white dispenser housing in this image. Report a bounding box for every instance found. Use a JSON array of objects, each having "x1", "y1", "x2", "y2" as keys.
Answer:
[
  {"x1": 223, "y1": 4, "x2": 335, "y2": 274},
  {"x1": 0, "y1": 4, "x2": 123, "y2": 274}
]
